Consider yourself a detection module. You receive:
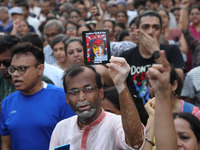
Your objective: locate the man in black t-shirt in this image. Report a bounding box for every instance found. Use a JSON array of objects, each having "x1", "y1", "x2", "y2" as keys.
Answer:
[{"x1": 120, "y1": 10, "x2": 185, "y2": 104}]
